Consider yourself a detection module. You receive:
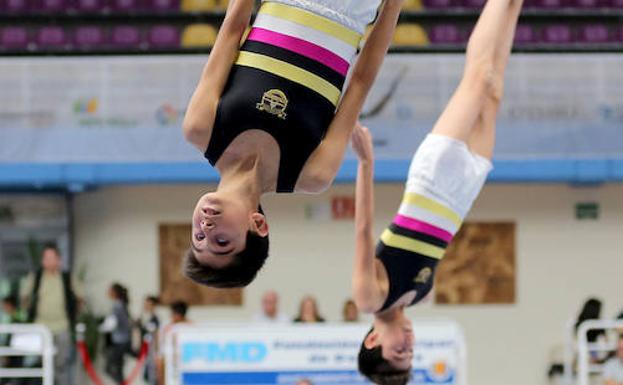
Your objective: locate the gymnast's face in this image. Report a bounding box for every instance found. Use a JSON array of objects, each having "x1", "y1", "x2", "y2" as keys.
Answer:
[
  {"x1": 366, "y1": 317, "x2": 414, "y2": 371},
  {"x1": 191, "y1": 193, "x2": 266, "y2": 267}
]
